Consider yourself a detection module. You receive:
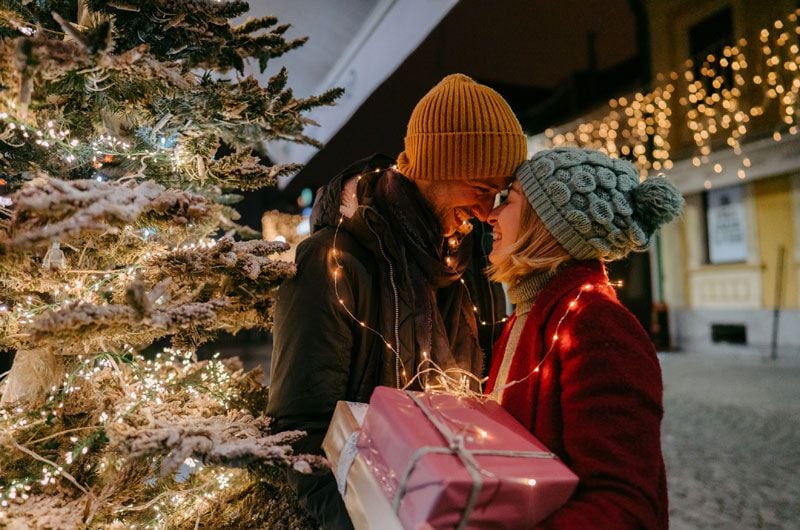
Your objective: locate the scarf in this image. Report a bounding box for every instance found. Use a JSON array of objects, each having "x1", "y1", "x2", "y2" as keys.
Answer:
[{"x1": 368, "y1": 169, "x2": 482, "y2": 384}]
